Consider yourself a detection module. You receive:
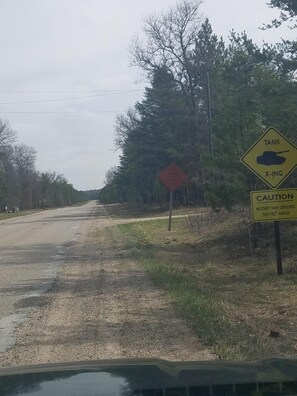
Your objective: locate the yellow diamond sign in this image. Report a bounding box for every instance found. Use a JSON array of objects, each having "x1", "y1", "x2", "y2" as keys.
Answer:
[{"x1": 241, "y1": 127, "x2": 297, "y2": 189}]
